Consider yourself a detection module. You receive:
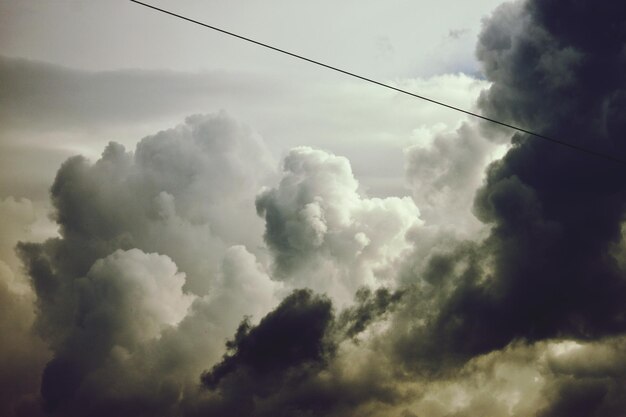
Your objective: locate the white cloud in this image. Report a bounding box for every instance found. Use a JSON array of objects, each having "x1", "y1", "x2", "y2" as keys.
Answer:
[{"x1": 256, "y1": 146, "x2": 422, "y2": 303}]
